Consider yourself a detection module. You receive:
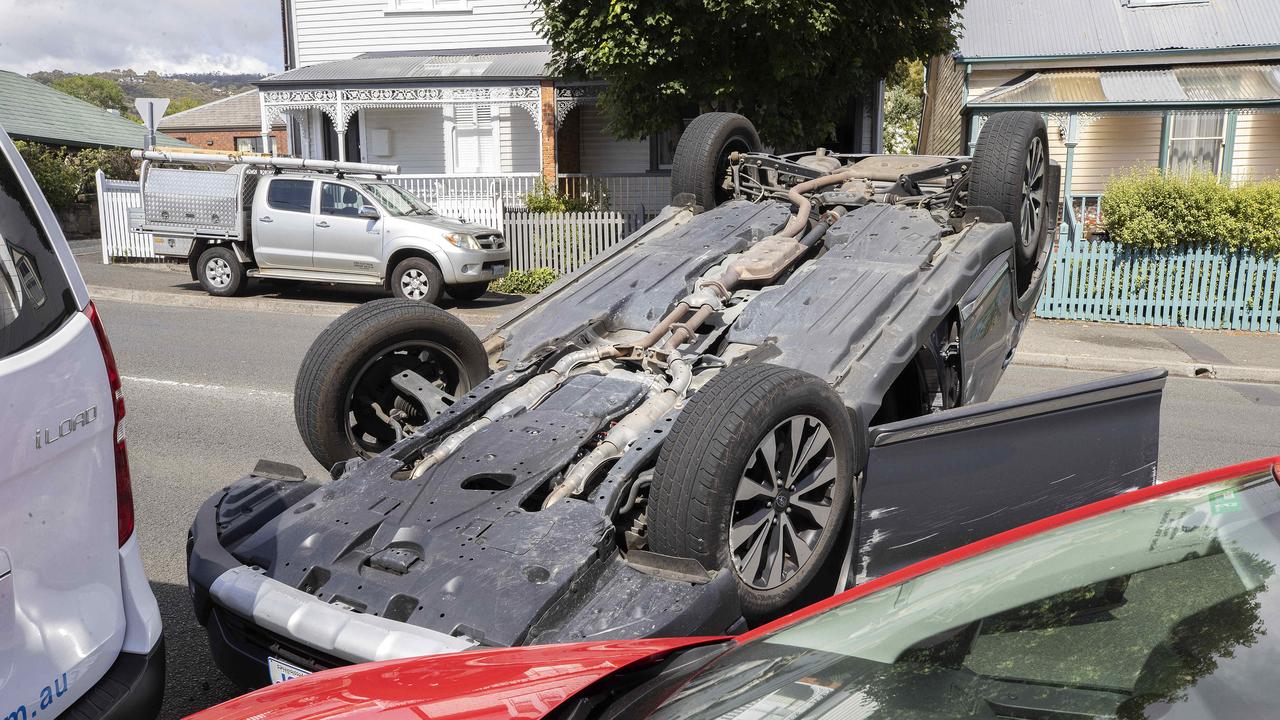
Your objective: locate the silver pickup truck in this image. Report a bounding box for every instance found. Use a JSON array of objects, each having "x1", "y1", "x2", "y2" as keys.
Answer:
[{"x1": 130, "y1": 151, "x2": 510, "y2": 304}]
